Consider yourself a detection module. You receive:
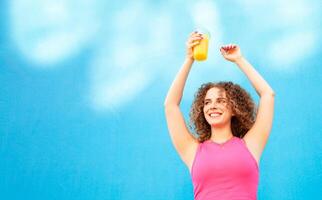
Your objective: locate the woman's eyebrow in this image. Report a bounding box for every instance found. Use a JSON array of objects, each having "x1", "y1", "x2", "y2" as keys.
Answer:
[{"x1": 204, "y1": 97, "x2": 226, "y2": 101}]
